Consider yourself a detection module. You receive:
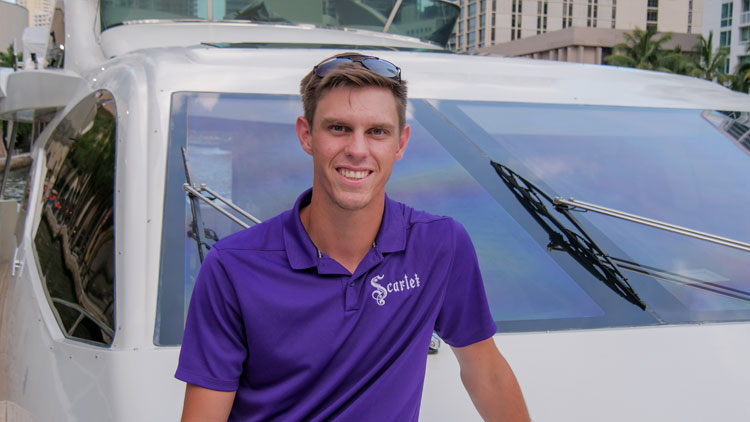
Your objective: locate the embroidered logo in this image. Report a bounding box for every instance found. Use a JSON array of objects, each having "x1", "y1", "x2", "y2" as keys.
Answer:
[
  {"x1": 370, "y1": 273, "x2": 421, "y2": 306},
  {"x1": 370, "y1": 275, "x2": 387, "y2": 306}
]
